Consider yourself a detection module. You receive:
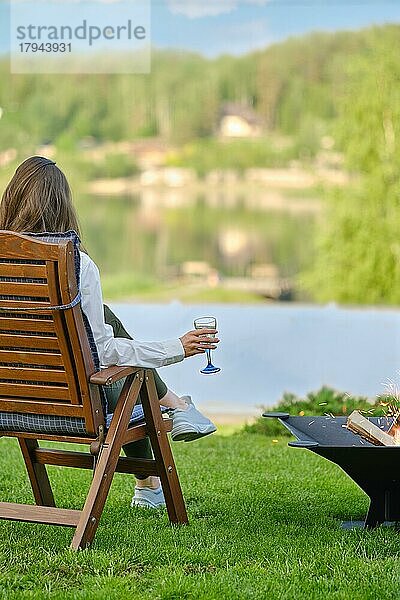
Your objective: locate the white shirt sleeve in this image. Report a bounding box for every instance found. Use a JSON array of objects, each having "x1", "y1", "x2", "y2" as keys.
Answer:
[{"x1": 79, "y1": 251, "x2": 185, "y2": 369}]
